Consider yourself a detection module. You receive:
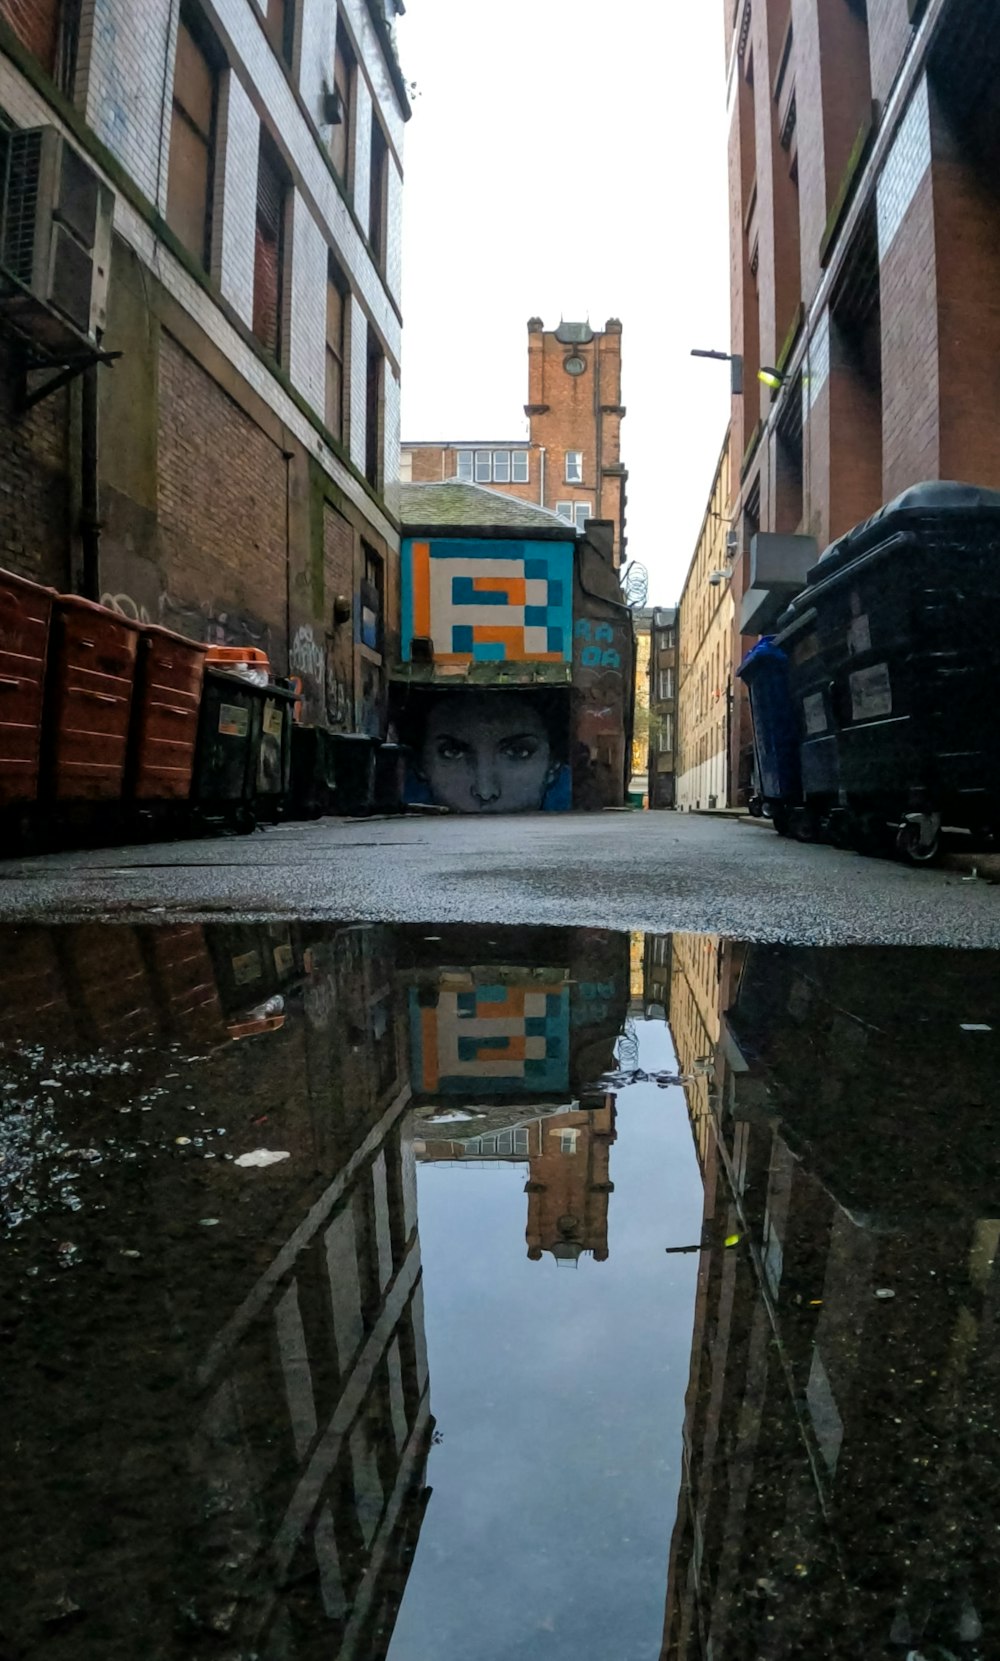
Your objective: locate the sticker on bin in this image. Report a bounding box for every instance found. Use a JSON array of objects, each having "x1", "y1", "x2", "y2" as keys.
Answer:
[
  {"x1": 850, "y1": 662, "x2": 892, "y2": 722},
  {"x1": 262, "y1": 704, "x2": 284, "y2": 739},
  {"x1": 847, "y1": 613, "x2": 871, "y2": 656},
  {"x1": 273, "y1": 943, "x2": 294, "y2": 975},
  {"x1": 803, "y1": 692, "x2": 827, "y2": 735},
  {"x1": 219, "y1": 704, "x2": 249, "y2": 737},
  {"x1": 232, "y1": 950, "x2": 263, "y2": 986}
]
